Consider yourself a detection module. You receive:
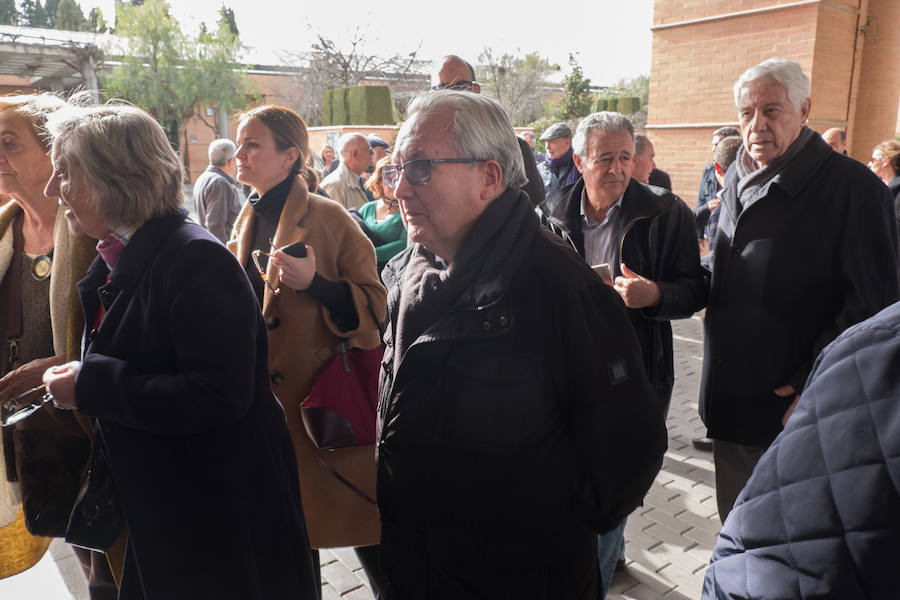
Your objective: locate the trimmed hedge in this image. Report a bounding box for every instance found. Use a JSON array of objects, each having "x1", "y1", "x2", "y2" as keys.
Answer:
[{"x1": 322, "y1": 85, "x2": 394, "y2": 125}]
